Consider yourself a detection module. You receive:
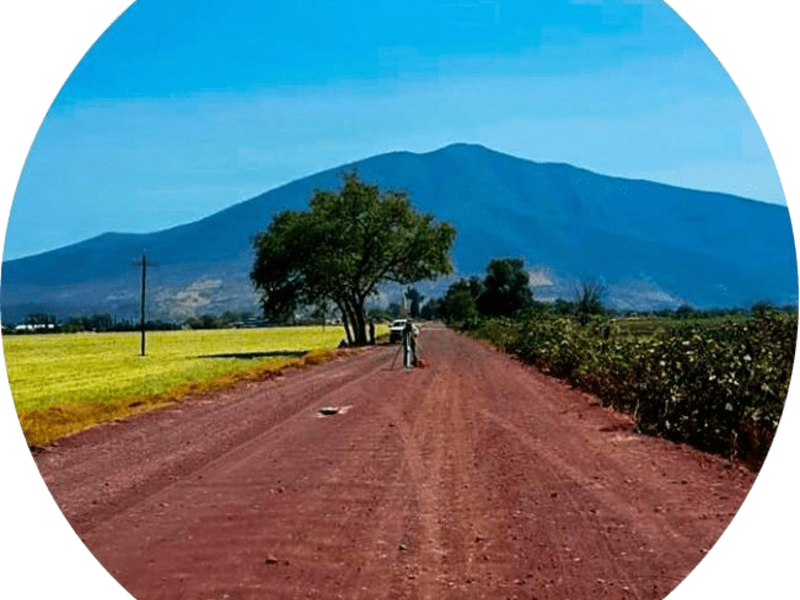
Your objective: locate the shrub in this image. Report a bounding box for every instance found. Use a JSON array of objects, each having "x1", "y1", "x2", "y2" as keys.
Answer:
[{"x1": 469, "y1": 312, "x2": 796, "y2": 468}]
